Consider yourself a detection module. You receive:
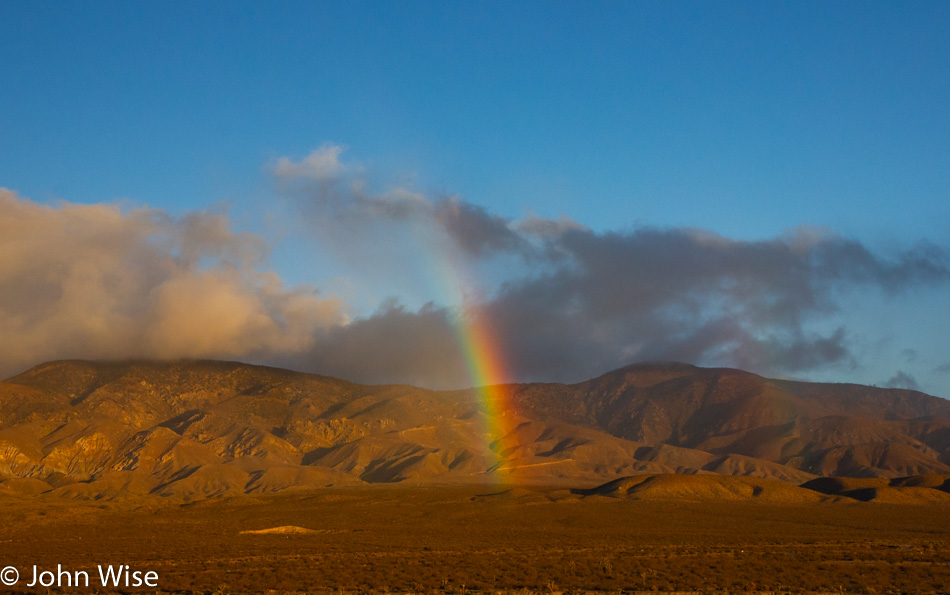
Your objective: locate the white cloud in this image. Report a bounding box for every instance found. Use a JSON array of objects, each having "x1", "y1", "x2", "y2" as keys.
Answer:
[
  {"x1": 0, "y1": 188, "x2": 346, "y2": 378},
  {"x1": 272, "y1": 144, "x2": 345, "y2": 181}
]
